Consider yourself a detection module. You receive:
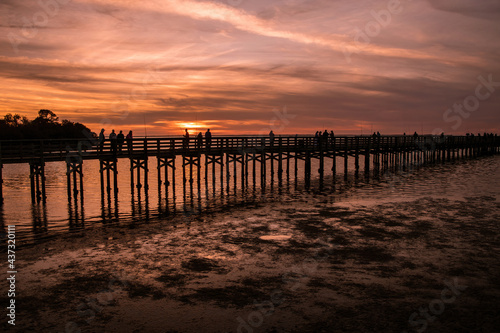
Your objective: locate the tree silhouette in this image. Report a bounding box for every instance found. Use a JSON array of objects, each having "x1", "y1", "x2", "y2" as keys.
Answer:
[
  {"x1": 0, "y1": 110, "x2": 94, "y2": 140},
  {"x1": 37, "y1": 109, "x2": 59, "y2": 122}
]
